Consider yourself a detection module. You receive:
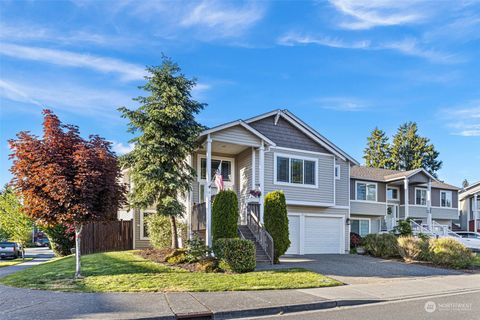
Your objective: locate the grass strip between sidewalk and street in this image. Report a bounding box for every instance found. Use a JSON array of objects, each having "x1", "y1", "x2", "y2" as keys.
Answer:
[
  {"x1": 0, "y1": 251, "x2": 342, "y2": 292},
  {"x1": 0, "y1": 258, "x2": 33, "y2": 268}
]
